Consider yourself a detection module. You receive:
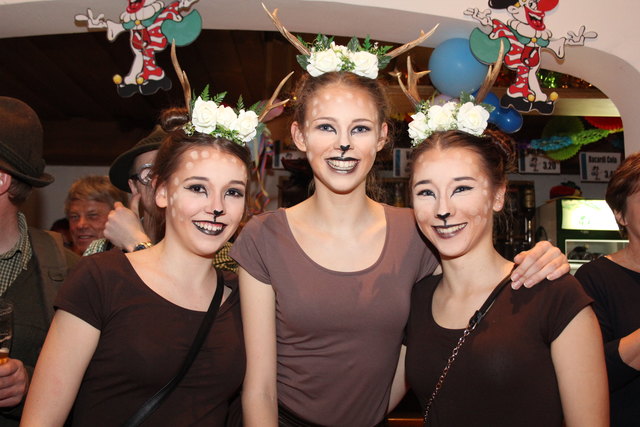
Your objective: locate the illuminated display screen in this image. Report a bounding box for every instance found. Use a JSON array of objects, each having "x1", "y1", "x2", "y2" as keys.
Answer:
[{"x1": 561, "y1": 199, "x2": 619, "y2": 231}]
